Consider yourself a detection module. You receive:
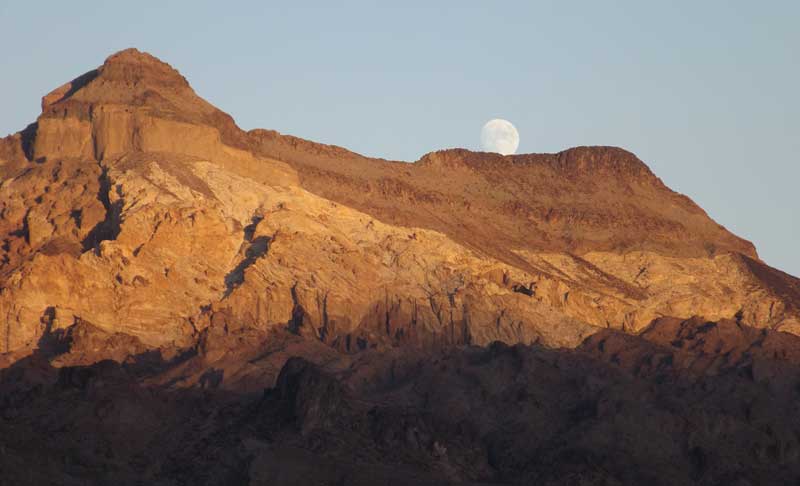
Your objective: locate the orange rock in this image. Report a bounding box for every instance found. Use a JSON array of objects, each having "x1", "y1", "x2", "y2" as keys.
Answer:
[{"x1": 0, "y1": 48, "x2": 796, "y2": 361}]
